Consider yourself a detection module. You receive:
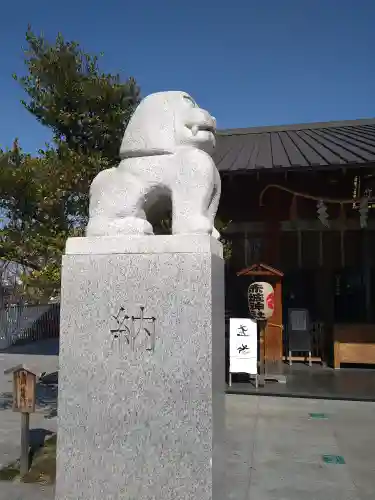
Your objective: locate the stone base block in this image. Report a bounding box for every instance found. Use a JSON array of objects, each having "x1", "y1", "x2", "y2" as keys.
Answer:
[{"x1": 55, "y1": 235, "x2": 225, "y2": 500}]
